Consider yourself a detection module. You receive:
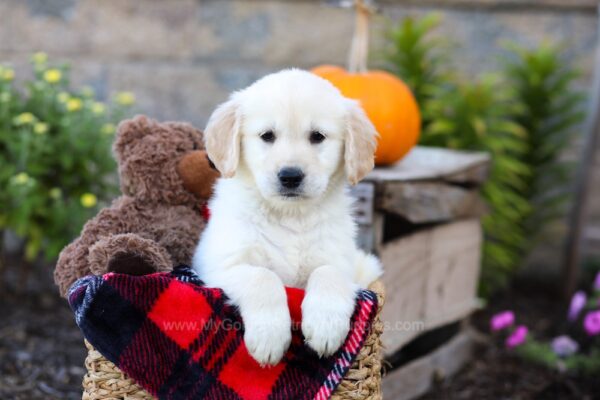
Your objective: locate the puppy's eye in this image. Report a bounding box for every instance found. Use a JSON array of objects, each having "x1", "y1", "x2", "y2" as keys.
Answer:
[
  {"x1": 260, "y1": 130, "x2": 276, "y2": 143},
  {"x1": 309, "y1": 131, "x2": 326, "y2": 144}
]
